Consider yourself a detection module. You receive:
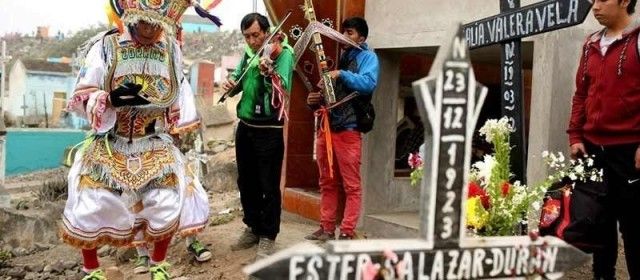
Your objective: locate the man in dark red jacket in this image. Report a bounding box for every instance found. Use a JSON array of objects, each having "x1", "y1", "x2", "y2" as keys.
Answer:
[{"x1": 568, "y1": 0, "x2": 639, "y2": 279}]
